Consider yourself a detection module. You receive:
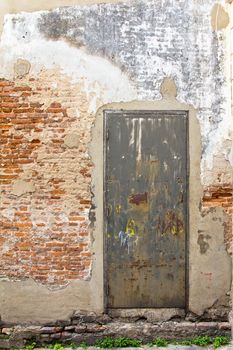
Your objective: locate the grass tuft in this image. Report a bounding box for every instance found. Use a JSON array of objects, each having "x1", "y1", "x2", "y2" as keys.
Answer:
[{"x1": 96, "y1": 337, "x2": 142, "y2": 348}]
